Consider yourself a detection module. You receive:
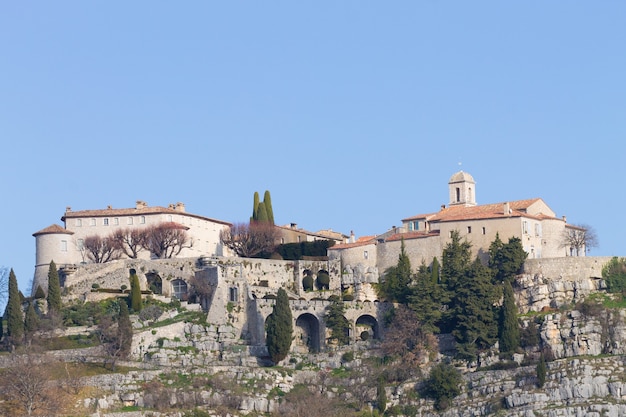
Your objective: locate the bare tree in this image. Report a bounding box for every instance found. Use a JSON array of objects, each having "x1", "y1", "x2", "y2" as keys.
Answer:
[
  {"x1": 0, "y1": 353, "x2": 70, "y2": 416},
  {"x1": 560, "y1": 224, "x2": 598, "y2": 256},
  {"x1": 220, "y1": 222, "x2": 278, "y2": 258},
  {"x1": 84, "y1": 235, "x2": 122, "y2": 263},
  {"x1": 141, "y1": 222, "x2": 192, "y2": 259},
  {"x1": 112, "y1": 228, "x2": 146, "y2": 258}
]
